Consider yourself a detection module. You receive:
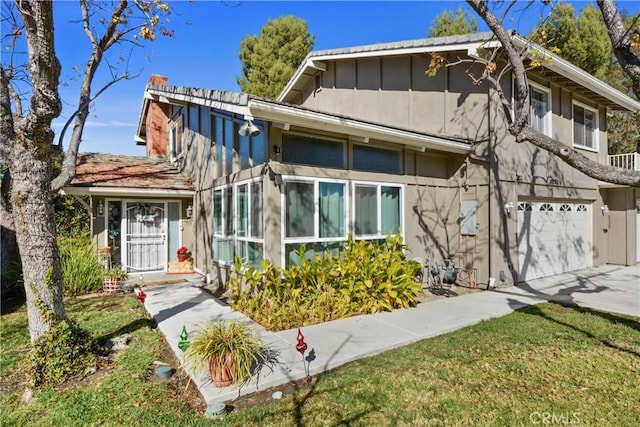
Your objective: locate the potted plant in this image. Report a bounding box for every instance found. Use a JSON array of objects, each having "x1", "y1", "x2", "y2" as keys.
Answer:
[
  {"x1": 185, "y1": 320, "x2": 268, "y2": 388},
  {"x1": 102, "y1": 266, "x2": 128, "y2": 294},
  {"x1": 177, "y1": 246, "x2": 192, "y2": 262}
]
